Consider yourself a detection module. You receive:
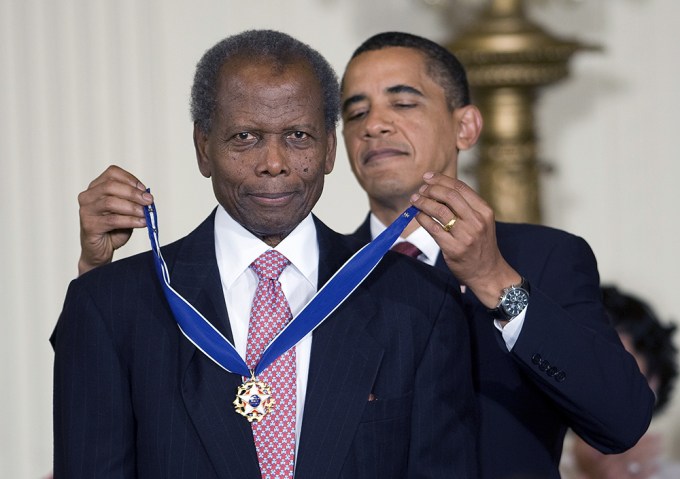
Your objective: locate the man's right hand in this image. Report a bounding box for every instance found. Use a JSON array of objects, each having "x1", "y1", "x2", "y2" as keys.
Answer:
[{"x1": 77, "y1": 165, "x2": 153, "y2": 275}]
